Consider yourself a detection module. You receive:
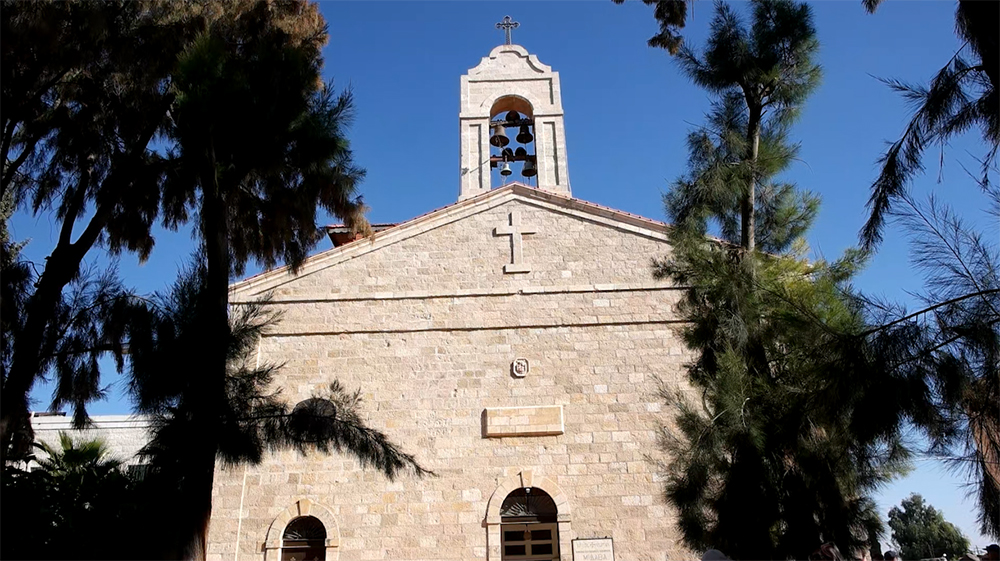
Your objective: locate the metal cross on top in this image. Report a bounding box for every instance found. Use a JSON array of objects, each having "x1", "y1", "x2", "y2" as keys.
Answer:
[{"x1": 496, "y1": 15, "x2": 519, "y2": 45}]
